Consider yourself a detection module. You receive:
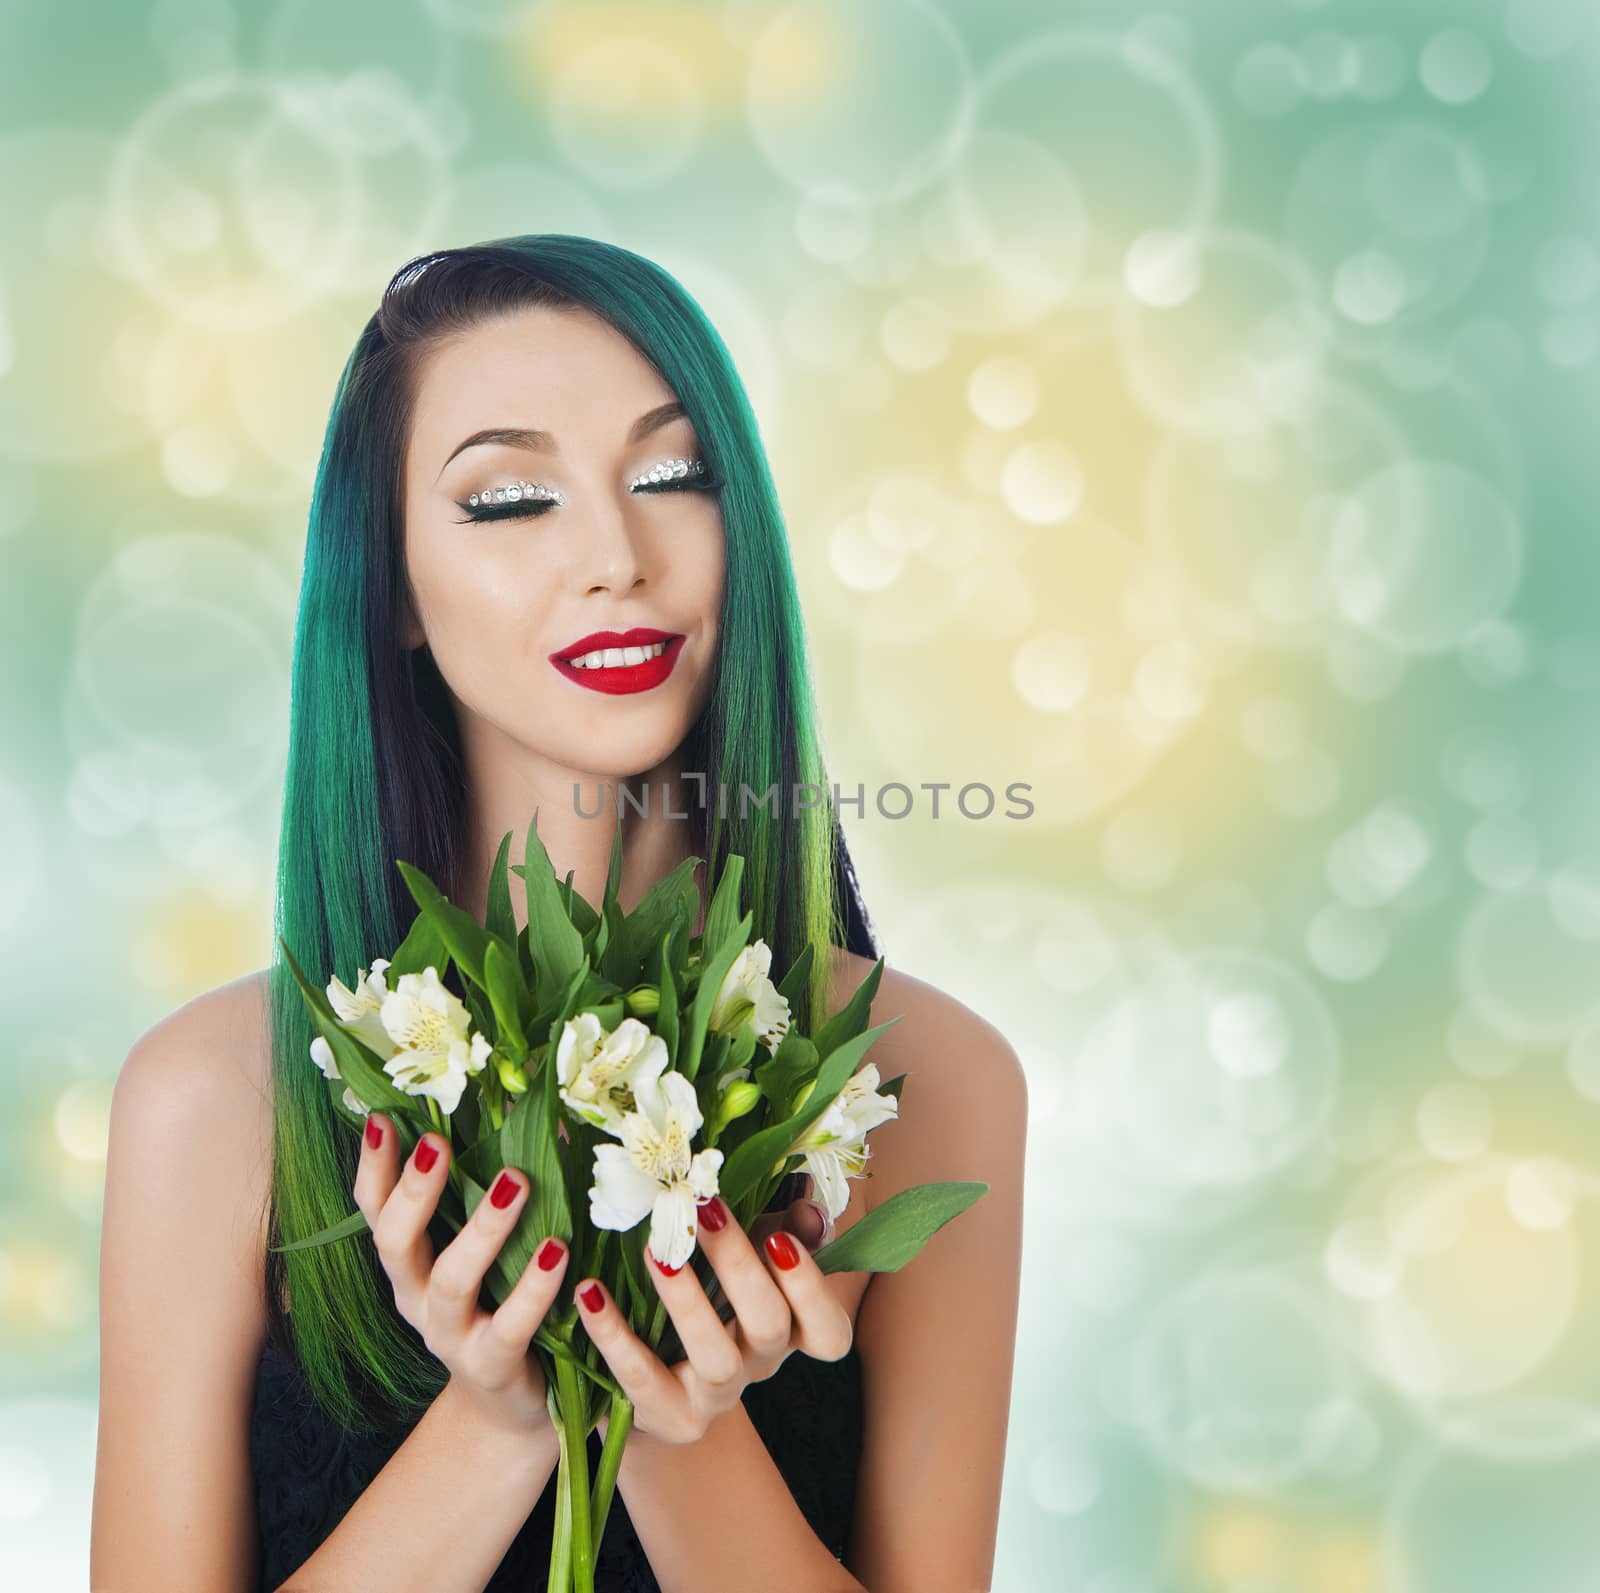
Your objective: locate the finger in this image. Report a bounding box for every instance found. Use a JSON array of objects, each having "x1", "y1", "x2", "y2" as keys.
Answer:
[
  {"x1": 691, "y1": 1197, "x2": 790, "y2": 1363},
  {"x1": 352, "y1": 1111, "x2": 402, "y2": 1228},
  {"x1": 575, "y1": 1277, "x2": 698, "y2": 1443},
  {"x1": 760, "y1": 1222, "x2": 854, "y2": 1362},
  {"x1": 370, "y1": 1131, "x2": 449, "y2": 1322},
  {"x1": 426, "y1": 1167, "x2": 531, "y2": 1353},
  {"x1": 476, "y1": 1231, "x2": 570, "y2": 1373},
  {"x1": 644, "y1": 1237, "x2": 746, "y2": 1389}
]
